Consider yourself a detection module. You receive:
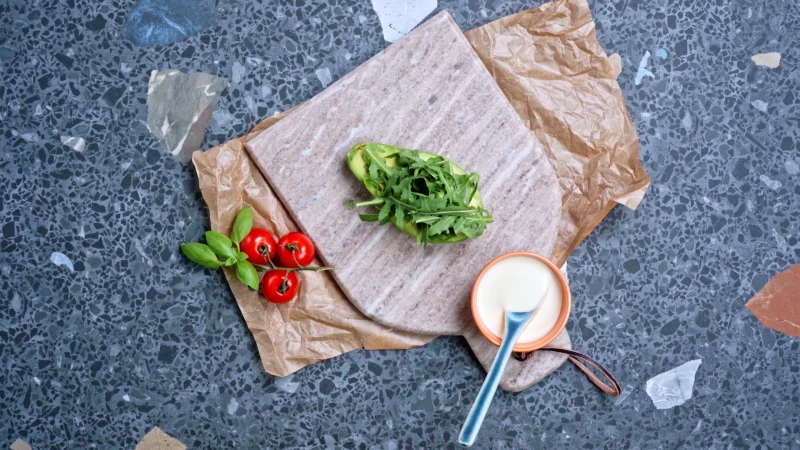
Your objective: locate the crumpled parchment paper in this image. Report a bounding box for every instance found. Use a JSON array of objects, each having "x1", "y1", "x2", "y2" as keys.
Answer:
[
  {"x1": 194, "y1": 131, "x2": 433, "y2": 377},
  {"x1": 465, "y1": 0, "x2": 649, "y2": 266},
  {"x1": 192, "y1": 0, "x2": 649, "y2": 391}
]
